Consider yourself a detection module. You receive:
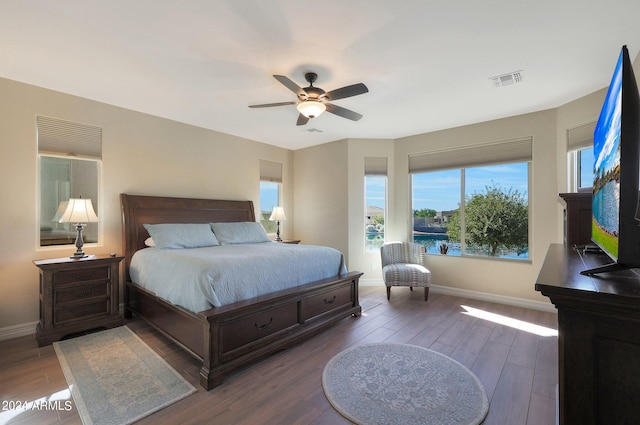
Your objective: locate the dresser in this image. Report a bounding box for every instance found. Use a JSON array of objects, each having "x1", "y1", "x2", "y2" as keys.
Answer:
[
  {"x1": 535, "y1": 244, "x2": 640, "y2": 424},
  {"x1": 34, "y1": 254, "x2": 124, "y2": 346}
]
